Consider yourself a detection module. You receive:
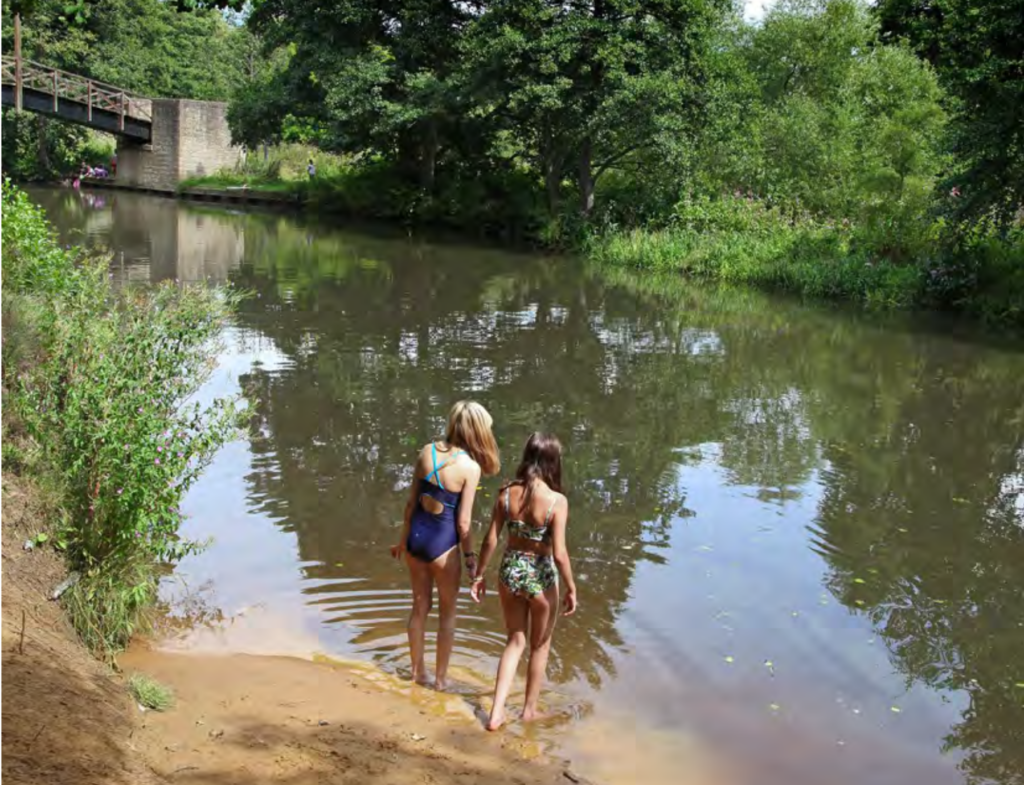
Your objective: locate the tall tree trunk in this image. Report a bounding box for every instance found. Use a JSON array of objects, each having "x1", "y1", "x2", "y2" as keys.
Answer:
[
  {"x1": 578, "y1": 136, "x2": 594, "y2": 217},
  {"x1": 397, "y1": 131, "x2": 420, "y2": 185},
  {"x1": 420, "y1": 118, "x2": 438, "y2": 192},
  {"x1": 542, "y1": 126, "x2": 561, "y2": 216}
]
